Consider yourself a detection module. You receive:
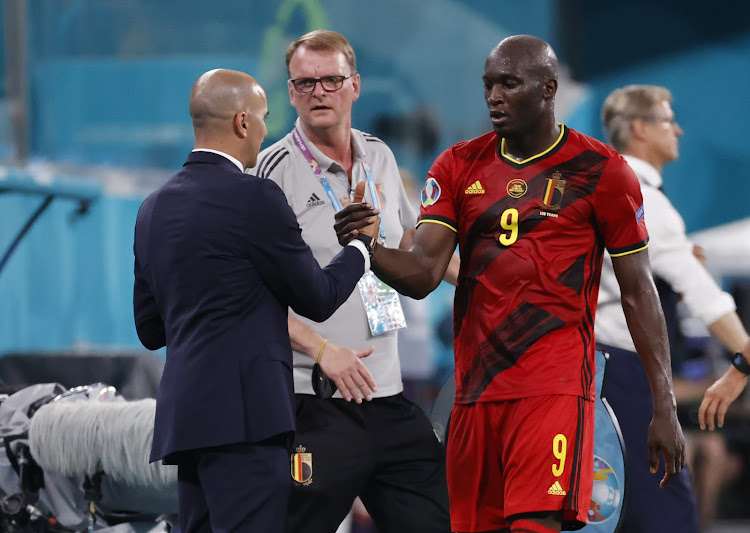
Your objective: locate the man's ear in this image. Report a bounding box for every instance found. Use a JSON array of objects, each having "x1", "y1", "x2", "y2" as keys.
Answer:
[
  {"x1": 234, "y1": 112, "x2": 248, "y2": 139},
  {"x1": 630, "y1": 117, "x2": 648, "y2": 142},
  {"x1": 351, "y1": 73, "x2": 361, "y2": 102},
  {"x1": 543, "y1": 78, "x2": 558, "y2": 100},
  {"x1": 287, "y1": 79, "x2": 296, "y2": 104}
]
